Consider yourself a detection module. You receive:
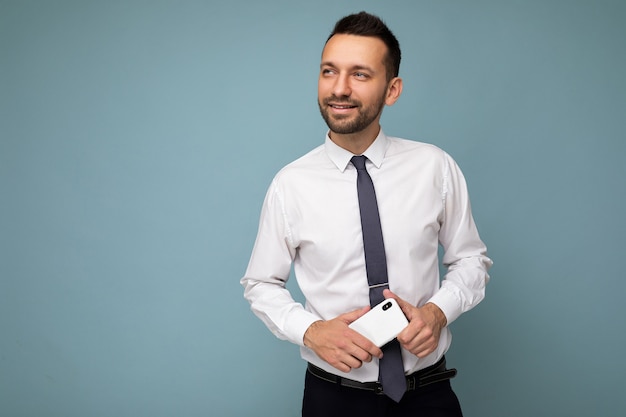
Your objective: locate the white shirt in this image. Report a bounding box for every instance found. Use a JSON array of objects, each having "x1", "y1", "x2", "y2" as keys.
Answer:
[{"x1": 241, "y1": 130, "x2": 492, "y2": 383}]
